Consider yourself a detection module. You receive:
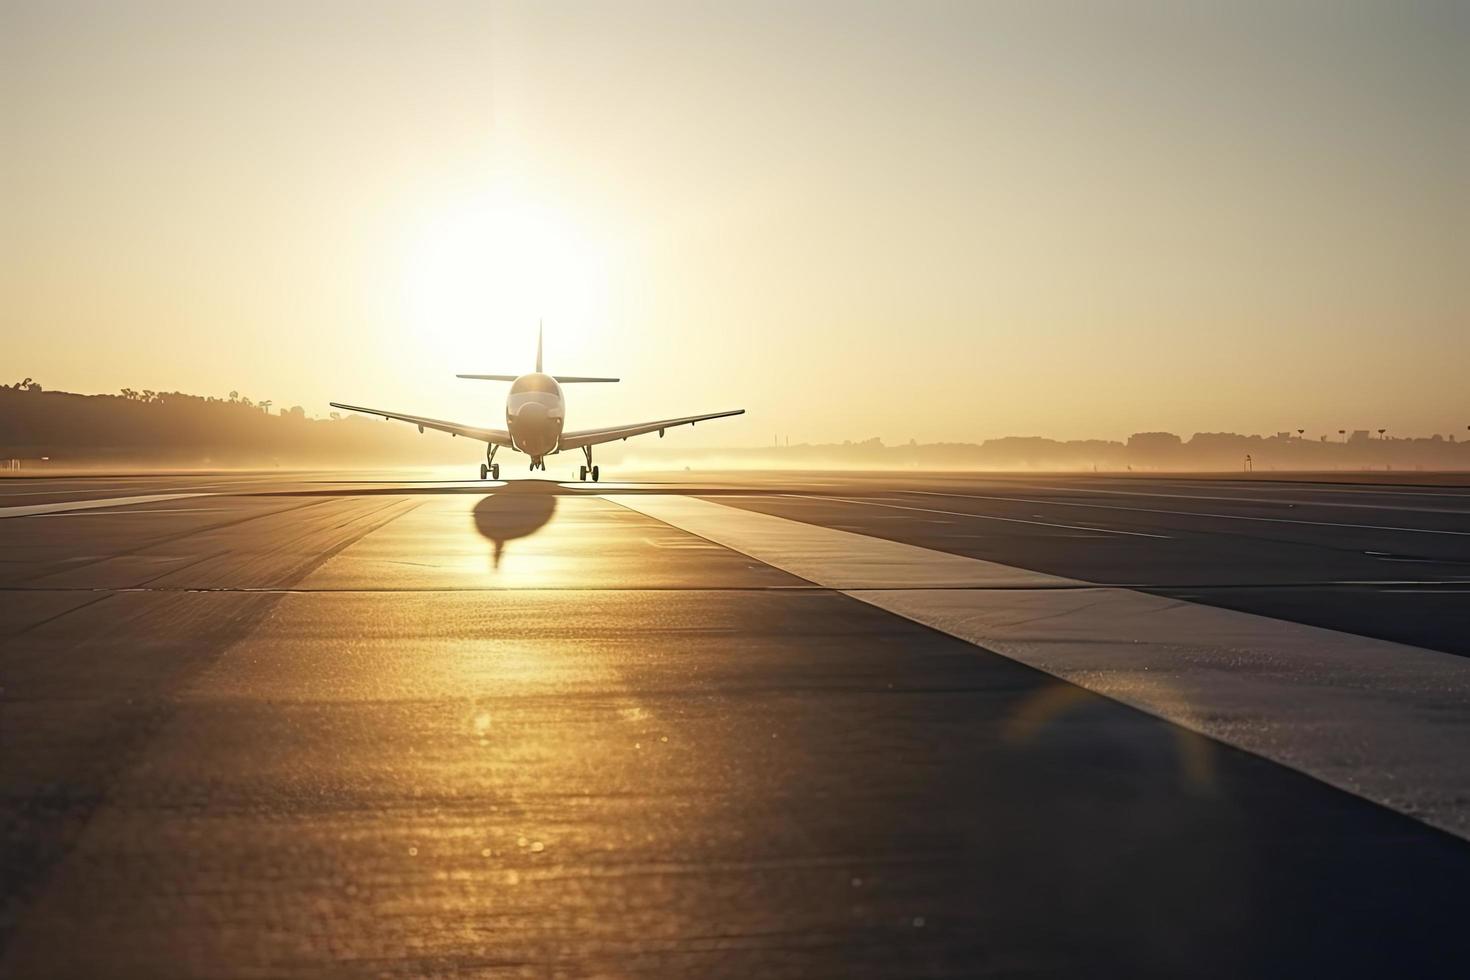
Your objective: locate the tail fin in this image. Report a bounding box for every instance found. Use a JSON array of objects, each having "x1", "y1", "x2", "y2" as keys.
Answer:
[
  {"x1": 458, "y1": 320, "x2": 548, "y2": 382},
  {"x1": 457, "y1": 321, "x2": 618, "y2": 382}
]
